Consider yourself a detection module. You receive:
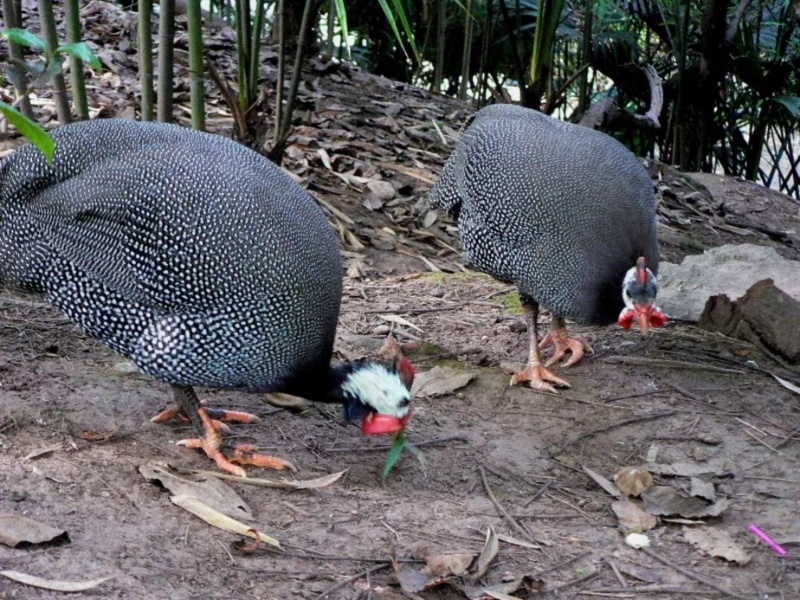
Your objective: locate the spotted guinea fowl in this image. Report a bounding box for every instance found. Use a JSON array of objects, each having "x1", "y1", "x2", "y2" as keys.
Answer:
[
  {"x1": 428, "y1": 104, "x2": 665, "y2": 392},
  {"x1": 0, "y1": 118, "x2": 414, "y2": 476}
]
